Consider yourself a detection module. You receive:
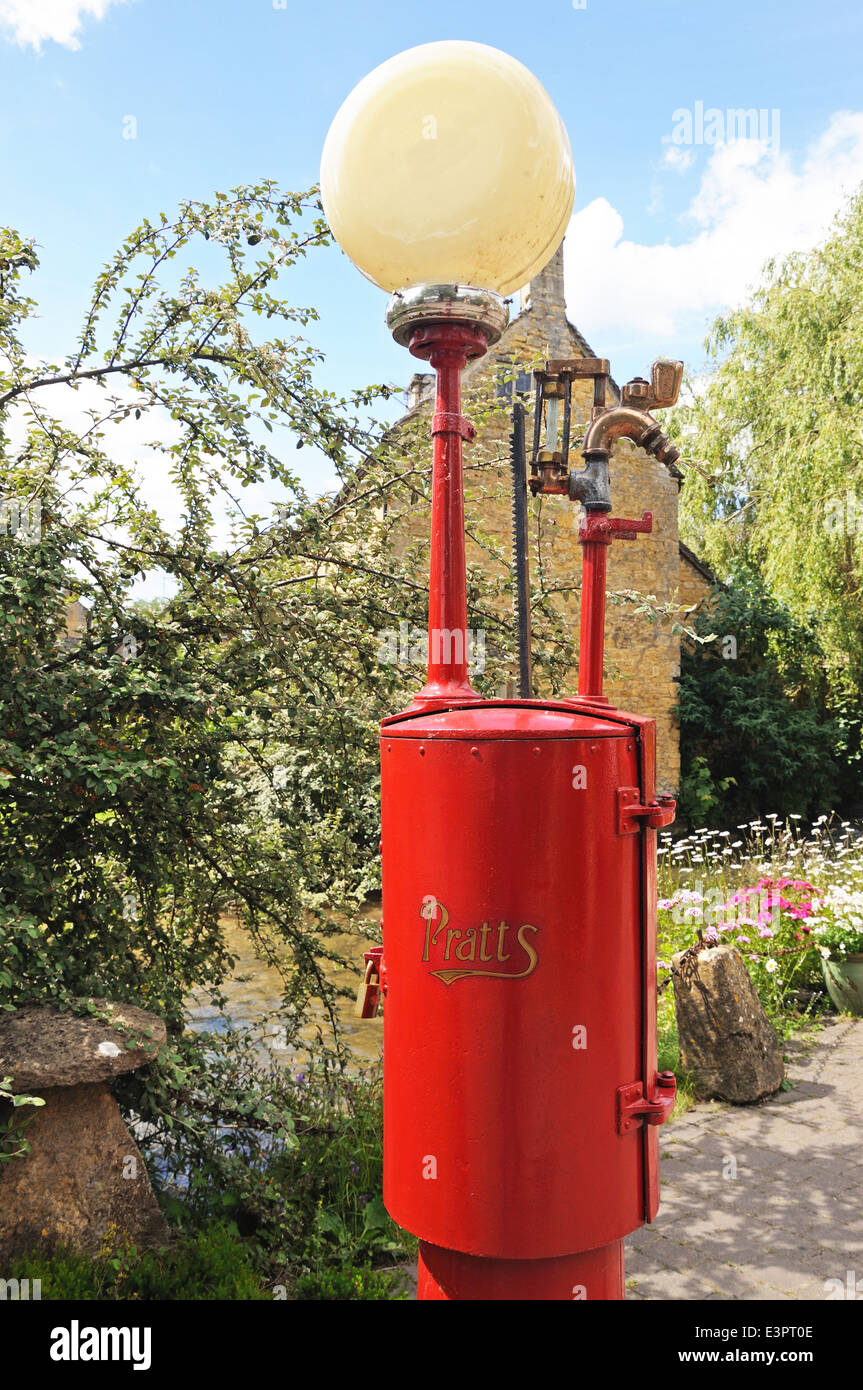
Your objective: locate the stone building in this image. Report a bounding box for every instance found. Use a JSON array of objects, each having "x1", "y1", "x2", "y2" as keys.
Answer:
[
  {"x1": 64, "y1": 597, "x2": 91, "y2": 646},
  {"x1": 388, "y1": 243, "x2": 714, "y2": 793}
]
